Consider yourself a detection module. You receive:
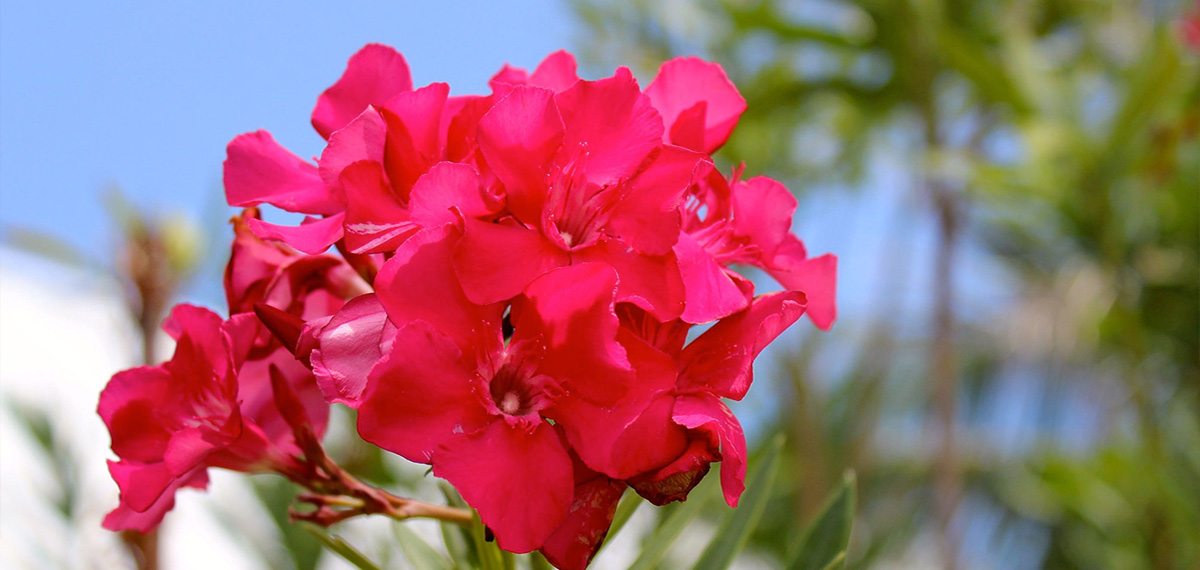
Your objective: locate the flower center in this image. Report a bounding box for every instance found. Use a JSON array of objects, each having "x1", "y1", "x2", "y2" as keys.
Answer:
[{"x1": 482, "y1": 340, "x2": 560, "y2": 420}]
